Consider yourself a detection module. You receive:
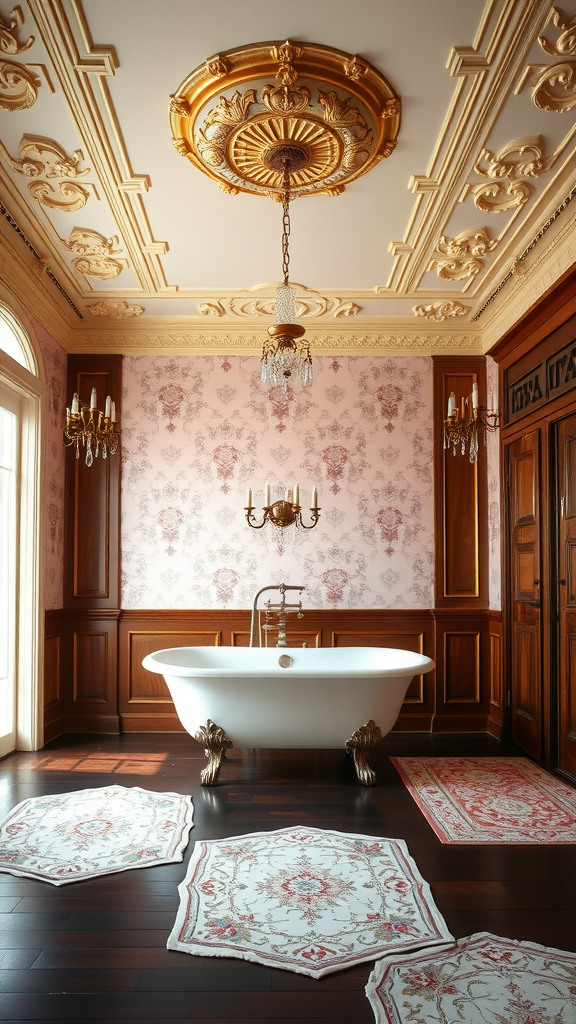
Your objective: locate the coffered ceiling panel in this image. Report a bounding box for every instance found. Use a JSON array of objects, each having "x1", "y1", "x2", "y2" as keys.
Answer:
[{"x1": 0, "y1": 0, "x2": 575, "y2": 351}]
